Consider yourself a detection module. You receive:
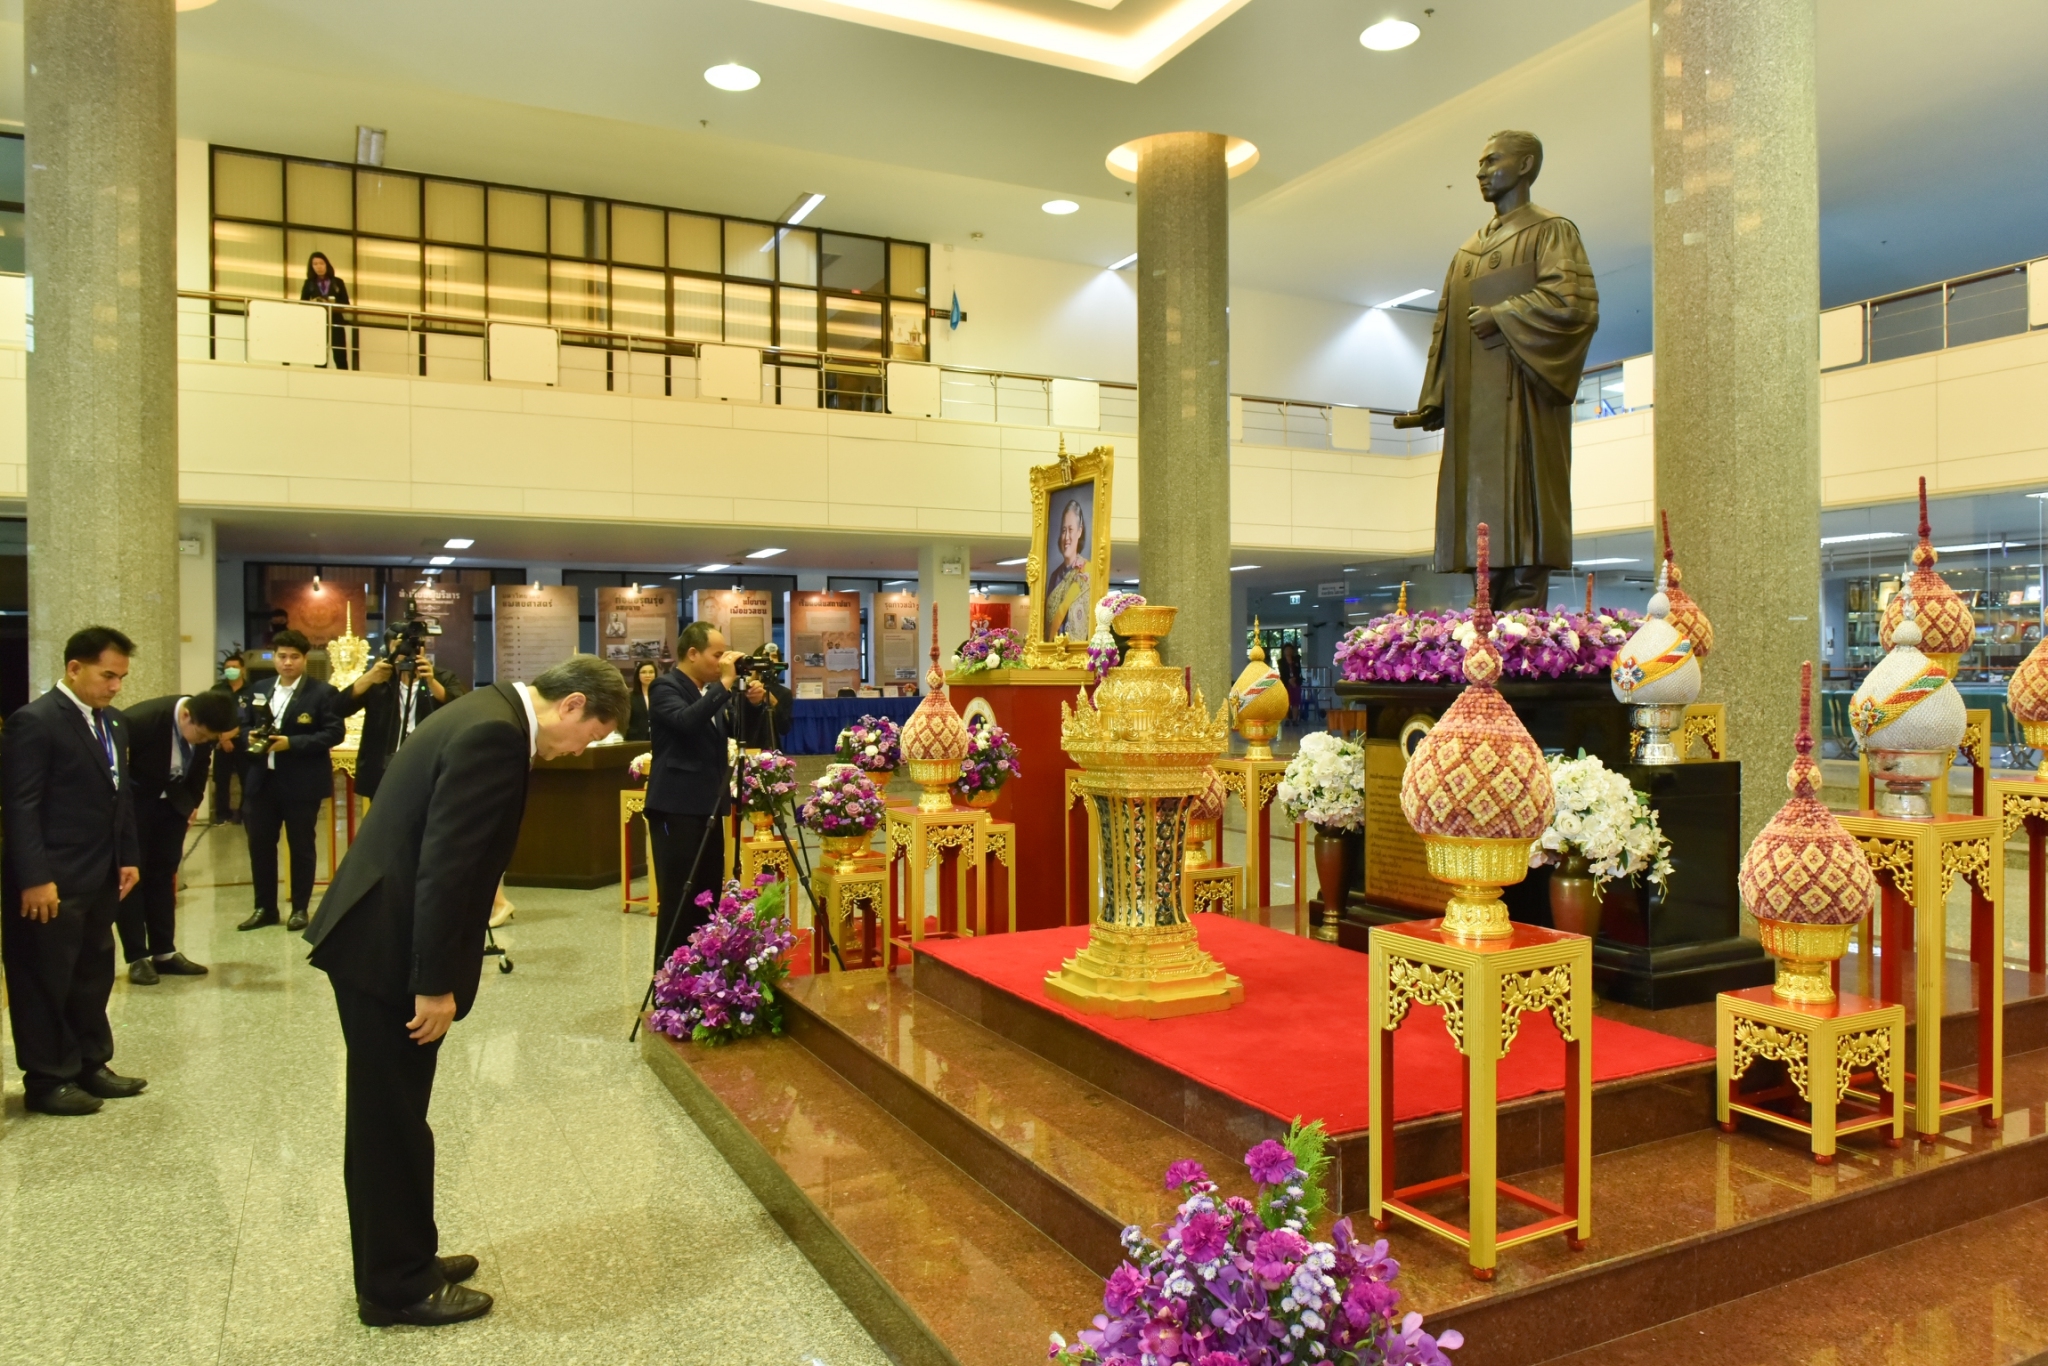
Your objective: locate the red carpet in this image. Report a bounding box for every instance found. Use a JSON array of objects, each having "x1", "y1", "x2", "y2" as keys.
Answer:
[{"x1": 916, "y1": 915, "x2": 1713, "y2": 1135}]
